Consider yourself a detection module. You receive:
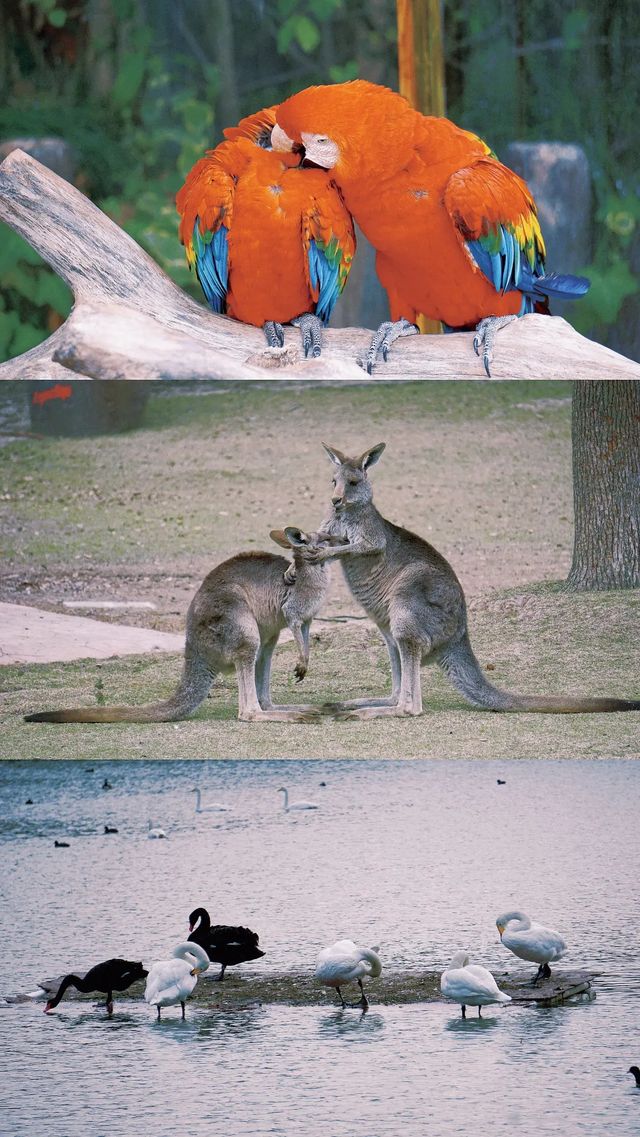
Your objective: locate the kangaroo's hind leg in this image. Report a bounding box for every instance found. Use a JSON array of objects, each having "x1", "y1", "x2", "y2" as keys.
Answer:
[
  {"x1": 322, "y1": 628, "x2": 402, "y2": 712},
  {"x1": 332, "y1": 637, "x2": 423, "y2": 720},
  {"x1": 255, "y1": 633, "x2": 318, "y2": 714},
  {"x1": 237, "y1": 651, "x2": 318, "y2": 722}
]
